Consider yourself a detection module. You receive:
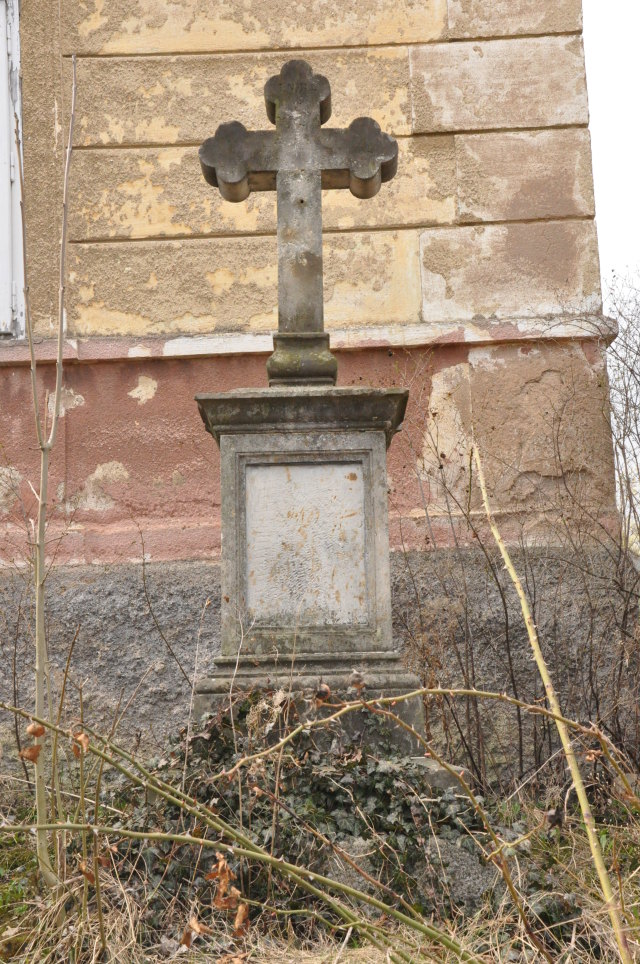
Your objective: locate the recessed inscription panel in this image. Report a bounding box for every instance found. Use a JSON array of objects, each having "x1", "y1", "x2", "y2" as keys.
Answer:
[{"x1": 244, "y1": 461, "x2": 368, "y2": 627}]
